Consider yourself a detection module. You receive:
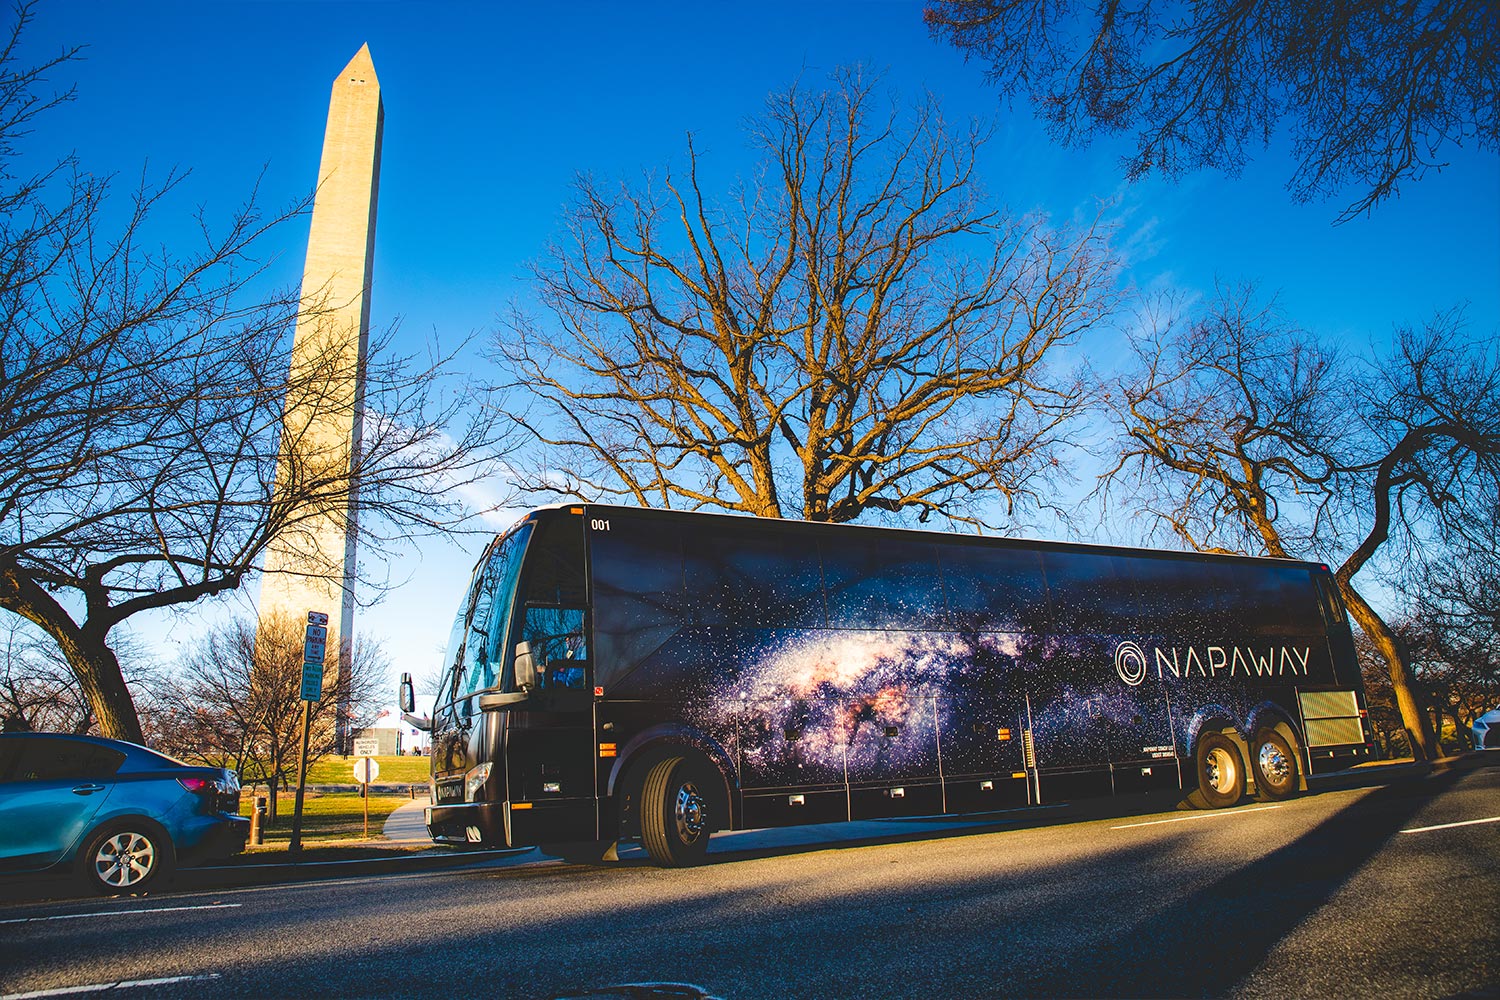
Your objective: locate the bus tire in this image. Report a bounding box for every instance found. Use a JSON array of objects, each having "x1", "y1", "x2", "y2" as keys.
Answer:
[
  {"x1": 639, "y1": 755, "x2": 712, "y2": 867},
  {"x1": 1250, "y1": 729, "x2": 1299, "y2": 801},
  {"x1": 1193, "y1": 733, "x2": 1245, "y2": 809}
]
